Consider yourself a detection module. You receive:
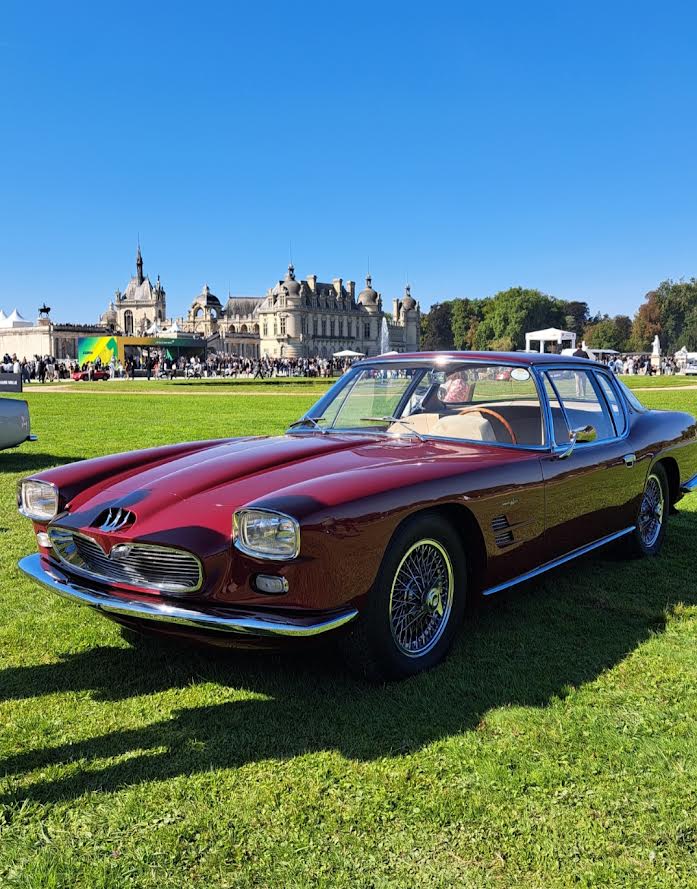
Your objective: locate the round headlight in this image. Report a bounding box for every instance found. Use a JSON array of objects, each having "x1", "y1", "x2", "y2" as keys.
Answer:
[
  {"x1": 233, "y1": 509, "x2": 300, "y2": 560},
  {"x1": 18, "y1": 479, "x2": 59, "y2": 522}
]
